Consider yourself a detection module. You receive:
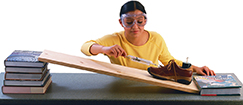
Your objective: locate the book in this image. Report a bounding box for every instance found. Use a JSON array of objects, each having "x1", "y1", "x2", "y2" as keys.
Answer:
[
  {"x1": 5, "y1": 63, "x2": 48, "y2": 73},
  {"x1": 193, "y1": 74, "x2": 242, "y2": 96},
  {"x1": 2, "y1": 76, "x2": 52, "y2": 94},
  {"x1": 5, "y1": 69, "x2": 49, "y2": 81},
  {"x1": 4, "y1": 72, "x2": 50, "y2": 86},
  {"x1": 4, "y1": 50, "x2": 47, "y2": 67}
]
